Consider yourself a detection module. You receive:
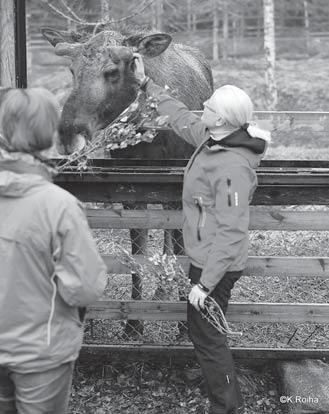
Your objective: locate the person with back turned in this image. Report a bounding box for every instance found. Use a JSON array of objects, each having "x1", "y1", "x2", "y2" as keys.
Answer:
[{"x1": 0, "y1": 88, "x2": 107, "y2": 414}]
